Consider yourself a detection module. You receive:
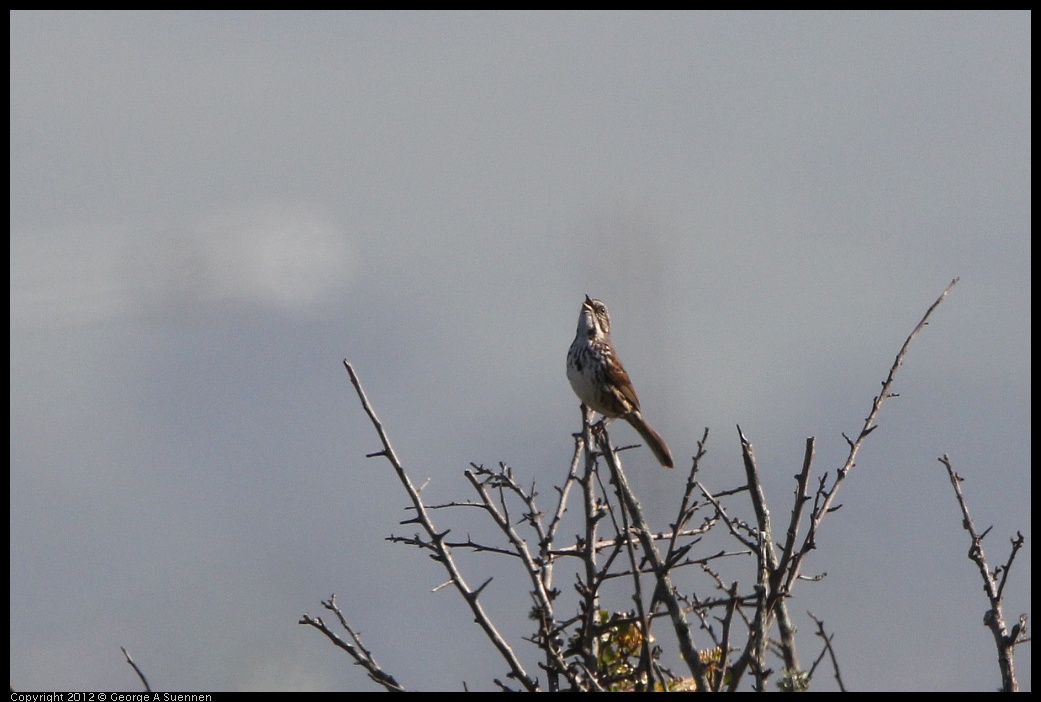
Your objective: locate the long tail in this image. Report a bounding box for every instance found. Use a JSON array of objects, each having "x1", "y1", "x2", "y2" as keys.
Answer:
[{"x1": 625, "y1": 412, "x2": 674, "y2": 468}]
